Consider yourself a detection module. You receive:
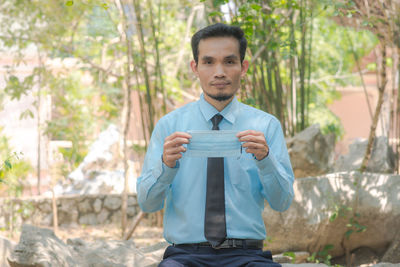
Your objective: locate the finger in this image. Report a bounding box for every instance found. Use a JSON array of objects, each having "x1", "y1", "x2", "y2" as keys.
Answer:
[
  {"x1": 238, "y1": 135, "x2": 266, "y2": 144},
  {"x1": 165, "y1": 132, "x2": 192, "y2": 142},
  {"x1": 164, "y1": 153, "x2": 183, "y2": 162},
  {"x1": 163, "y1": 153, "x2": 183, "y2": 167},
  {"x1": 241, "y1": 142, "x2": 266, "y2": 150},
  {"x1": 164, "y1": 145, "x2": 186, "y2": 155},
  {"x1": 165, "y1": 137, "x2": 191, "y2": 148},
  {"x1": 236, "y1": 130, "x2": 261, "y2": 138}
]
